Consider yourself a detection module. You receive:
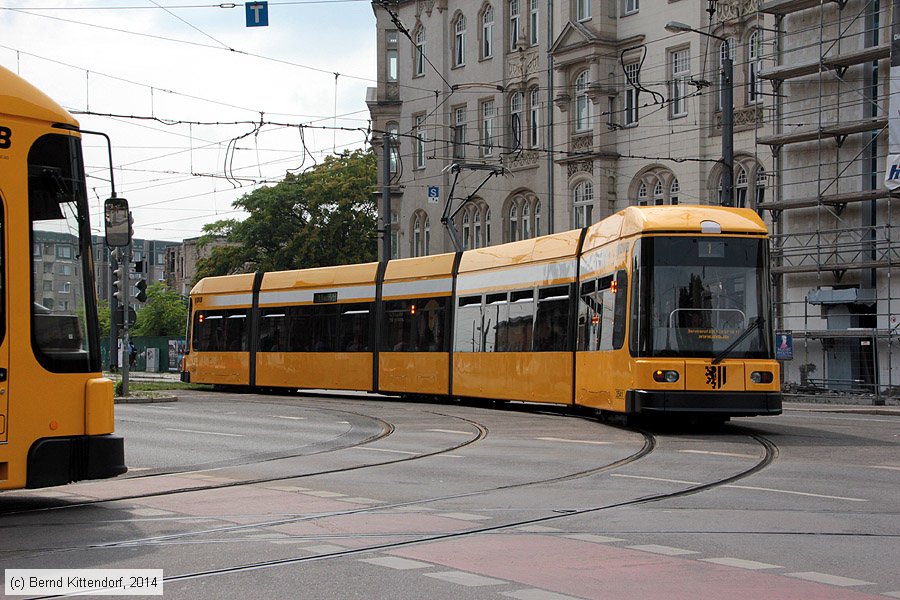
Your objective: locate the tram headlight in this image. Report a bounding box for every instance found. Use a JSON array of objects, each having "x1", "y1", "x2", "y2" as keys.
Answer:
[
  {"x1": 653, "y1": 370, "x2": 680, "y2": 383},
  {"x1": 750, "y1": 371, "x2": 774, "y2": 384}
]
